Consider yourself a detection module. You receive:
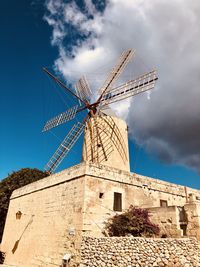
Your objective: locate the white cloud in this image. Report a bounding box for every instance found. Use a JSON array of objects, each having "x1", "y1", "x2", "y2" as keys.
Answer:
[{"x1": 44, "y1": 0, "x2": 200, "y2": 173}]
